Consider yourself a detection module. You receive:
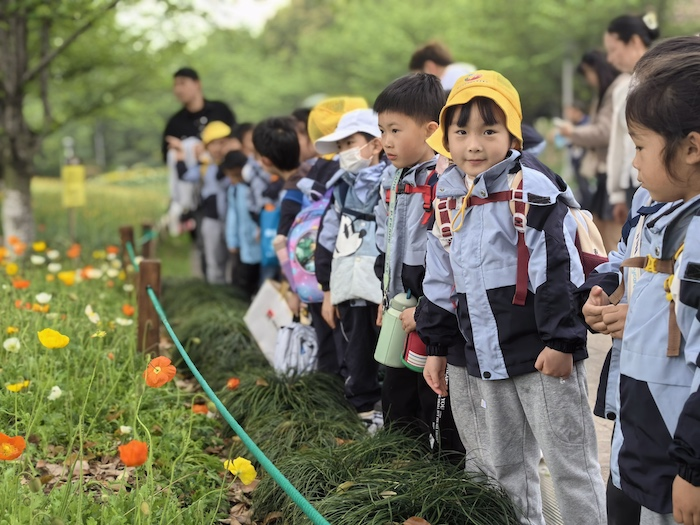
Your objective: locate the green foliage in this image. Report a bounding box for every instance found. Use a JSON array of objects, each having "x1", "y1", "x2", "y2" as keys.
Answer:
[
  {"x1": 29, "y1": 0, "x2": 692, "y2": 177},
  {"x1": 254, "y1": 431, "x2": 519, "y2": 524}
]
